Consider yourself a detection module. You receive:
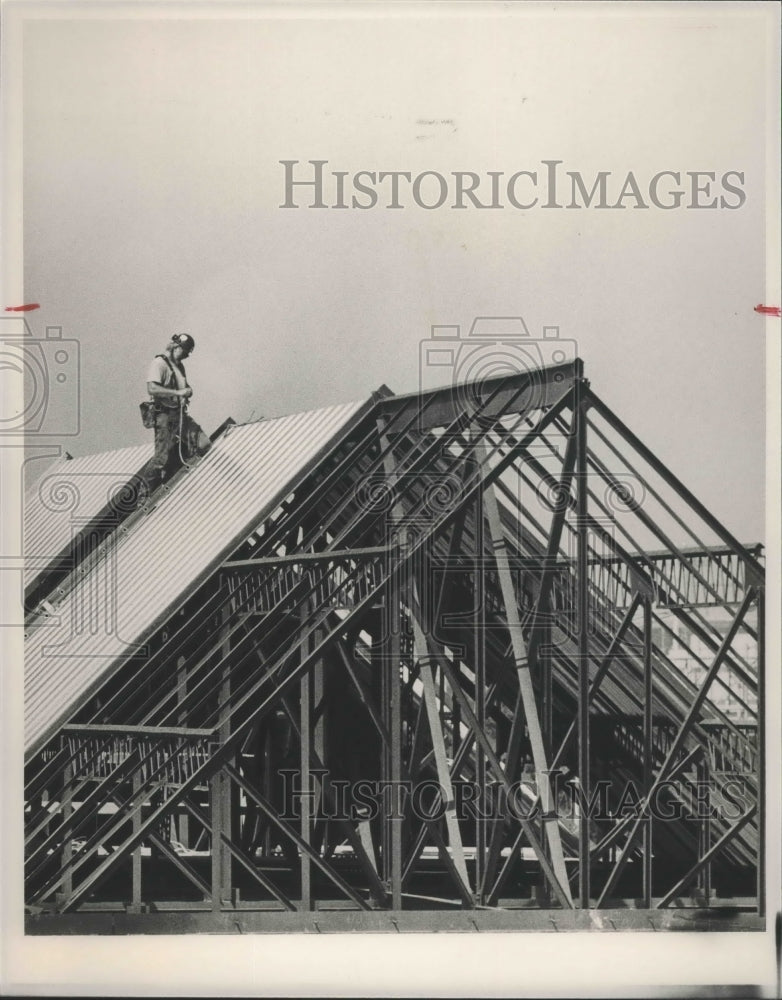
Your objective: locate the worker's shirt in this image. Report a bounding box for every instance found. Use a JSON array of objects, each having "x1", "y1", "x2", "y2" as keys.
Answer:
[{"x1": 147, "y1": 355, "x2": 188, "y2": 408}]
